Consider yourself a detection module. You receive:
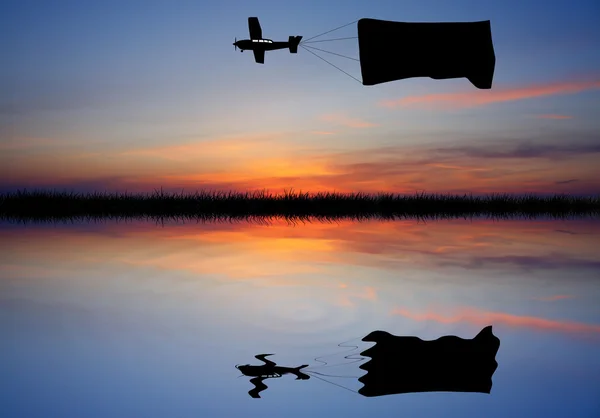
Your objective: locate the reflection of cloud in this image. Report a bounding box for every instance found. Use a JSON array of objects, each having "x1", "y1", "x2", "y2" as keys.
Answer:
[
  {"x1": 2, "y1": 211, "x2": 600, "y2": 304},
  {"x1": 532, "y1": 295, "x2": 575, "y2": 302},
  {"x1": 535, "y1": 114, "x2": 573, "y2": 120},
  {"x1": 337, "y1": 285, "x2": 378, "y2": 308},
  {"x1": 380, "y1": 79, "x2": 600, "y2": 109},
  {"x1": 438, "y1": 254, "x2": 600, "y2": 272},
  {"x1": 2, "y1": 219, "x2": 599, "y2": 340},
  {"x1": 4, "y1": 217, "x2": 599, "y2": 283},
  {"x1": 392, "y1": 307, "x2": 600, "y2": 336}
]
